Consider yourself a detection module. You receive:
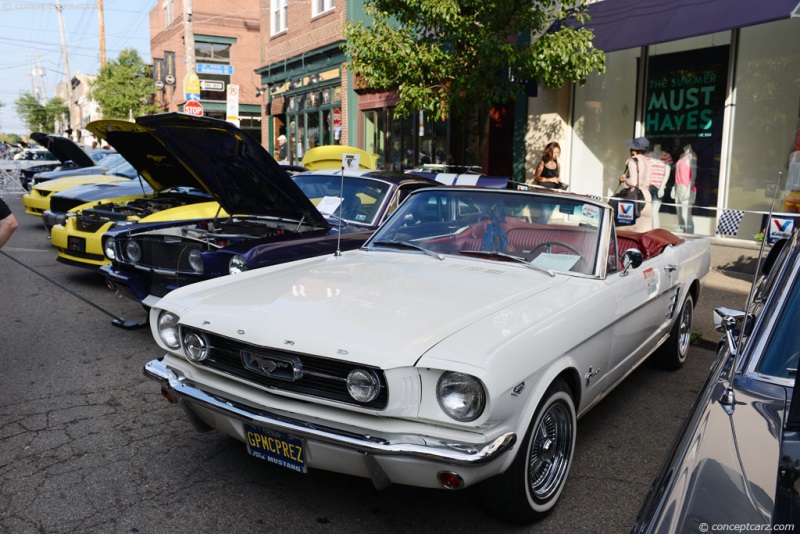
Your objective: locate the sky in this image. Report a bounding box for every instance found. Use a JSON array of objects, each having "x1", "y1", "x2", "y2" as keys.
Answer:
[{"x1": 0, "y1": 0, "x2": 154, "y2": 135}]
